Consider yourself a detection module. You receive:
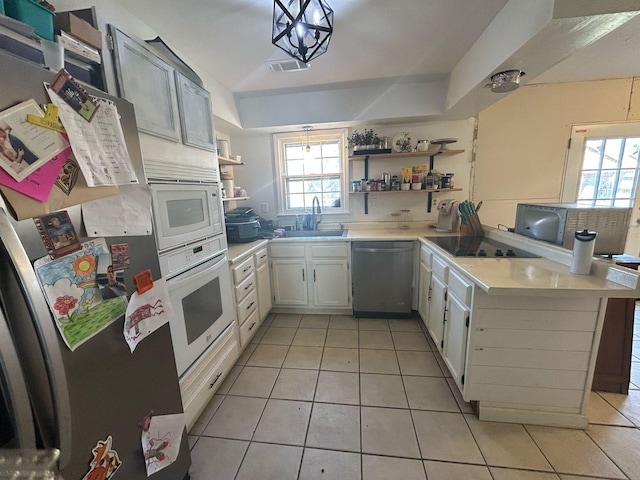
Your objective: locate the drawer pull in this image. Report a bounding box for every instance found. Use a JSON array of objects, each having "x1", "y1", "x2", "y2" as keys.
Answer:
[
  {"x1": 244, "y1": 282, "x2": 253, "y2": 291},
  {"x1": 243, "y1": 265, "x2": 251, "y2": 273},
  {"x1": 209, "y1": 372, "x2": 222, "y2": 388},
  {"x1": 246, "y1": 301, "x2": 255, "y2": 310},
  {"x1": 248, "y1": 322, "x2": 257, "y2": 331},
  {"x1": 259, "y1": 254, "x2": 267, "y2": 259}
]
